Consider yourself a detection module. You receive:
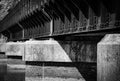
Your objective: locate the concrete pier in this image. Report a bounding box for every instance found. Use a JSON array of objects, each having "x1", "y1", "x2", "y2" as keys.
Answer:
[
  {"x1": 25, "y1": 39, "x2": 86, "y2": 81},
  {"x1": 25, "y1": 39, "x2": 71, "y2": 62},
  {"x1": 0, "y1": 38, "x2": 97, "y2": 81},
  {"x1": 97, "y1": 34, "x2": 120, "y2": 81}
]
